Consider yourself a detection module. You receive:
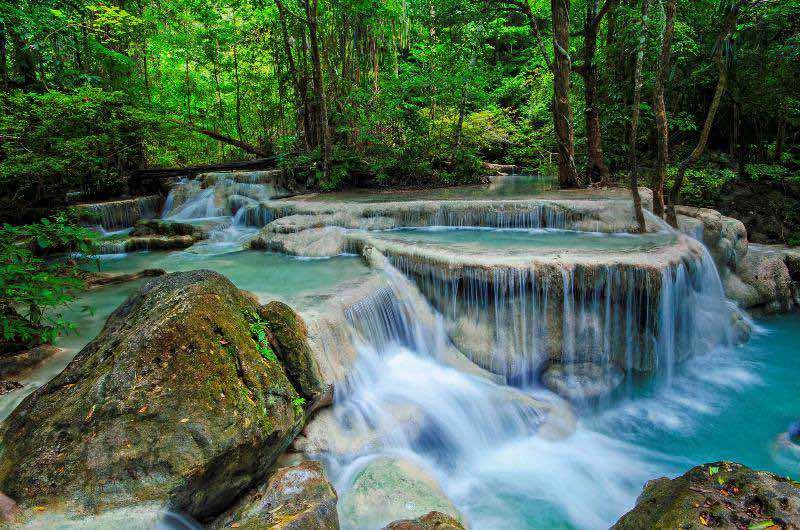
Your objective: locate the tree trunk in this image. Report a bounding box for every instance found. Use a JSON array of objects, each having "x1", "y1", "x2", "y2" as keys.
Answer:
[
  {"x1": 304, "y1": 0, "x2": 332, "y2": 182},
  {"x1": 774, "y1": 109, "x2": 786, "y2": 162},
  {"x1": 628, "y1": 0, "x2": 650, "y2": 233},
  {"x1": 453, "y1": 30, "x2": 480, "y2": 159},
  {"x1": 275, "y1": 0, "x2": 313, "y2": 152},
  {"x1": 552, "y1": 0, "x2": 580, "y2": 188},
  {"x1": 582, "y1": 0, "x2": 615, "y2": 185},
  {"x1": 1, "y1": 22, "x2": 8, "y2": 90},
  {"x1": 666, "y1": 2, "x2": 743, "y2": 227},
  {"x1": 11, "y1": 31, "x2": 36, "y2": 88},
  {"x1": 651, "y1": 0, "x2": 676, "y2": 218},
  {"x1": 233, "y1": 41, "x2": 244, "y2": 140},
  {"x1": 184, "y1": 55, "x2": 191, "y2": 118},
  {"x1": 173, "y1": 120, "x2": 271, "y2": 157}
]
